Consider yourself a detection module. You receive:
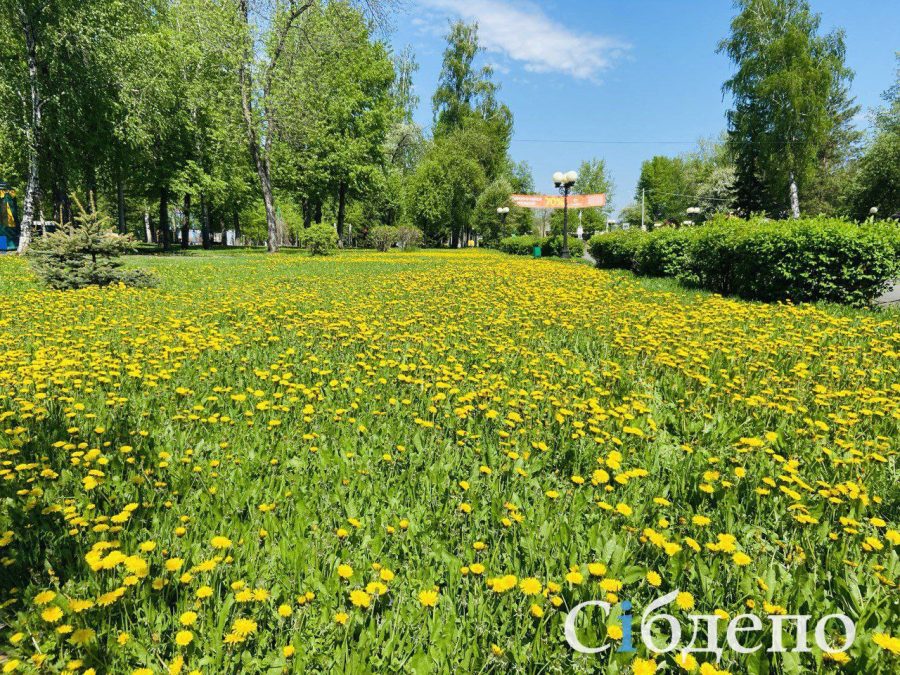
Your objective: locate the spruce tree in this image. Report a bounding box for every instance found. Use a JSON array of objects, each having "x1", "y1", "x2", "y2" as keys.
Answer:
[{"x1": 27, "y1": 194, "x2": 155, "y2": 289}]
